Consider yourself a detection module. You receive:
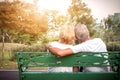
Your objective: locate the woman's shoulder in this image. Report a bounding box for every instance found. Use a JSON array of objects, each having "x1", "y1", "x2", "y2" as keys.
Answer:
[
  {"x1": 49, "y1": 41, "x2": 60, "y2": 45},
  {"x1": 49, "y1": 41, "x2": 73, "y2": 49}
]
